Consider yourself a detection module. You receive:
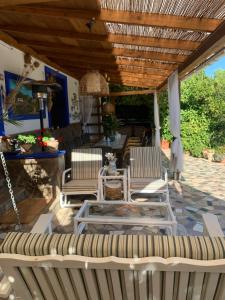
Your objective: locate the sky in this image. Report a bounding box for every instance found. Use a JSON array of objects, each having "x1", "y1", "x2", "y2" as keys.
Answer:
[{"x1": 204, "y1": 55, "x2": 225, "y2": 76}]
